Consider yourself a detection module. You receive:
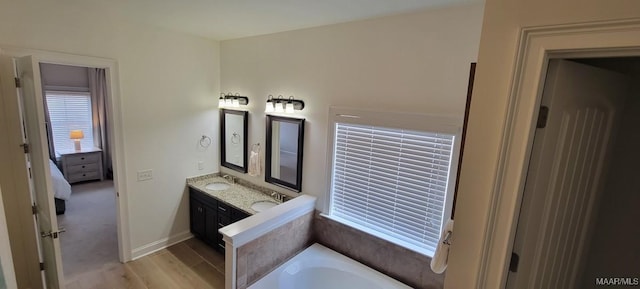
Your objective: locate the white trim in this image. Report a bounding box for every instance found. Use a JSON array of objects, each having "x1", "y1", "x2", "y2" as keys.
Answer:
[
  {"x1": 474, "y1": 19, "x2": 640, "y2": 289},
  {"x1": 0, "y1": 45, "x2": 132, "y2": 262},
  {"x1": 130, "y1": 231, "x2": 193, "y2": 260}
]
